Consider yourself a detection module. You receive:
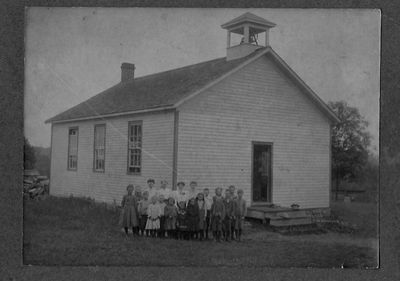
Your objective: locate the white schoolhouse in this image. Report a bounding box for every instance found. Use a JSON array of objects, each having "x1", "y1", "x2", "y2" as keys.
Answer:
[{"x1": 46, "y1": 13, "x2": 339, "y2": 213}]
